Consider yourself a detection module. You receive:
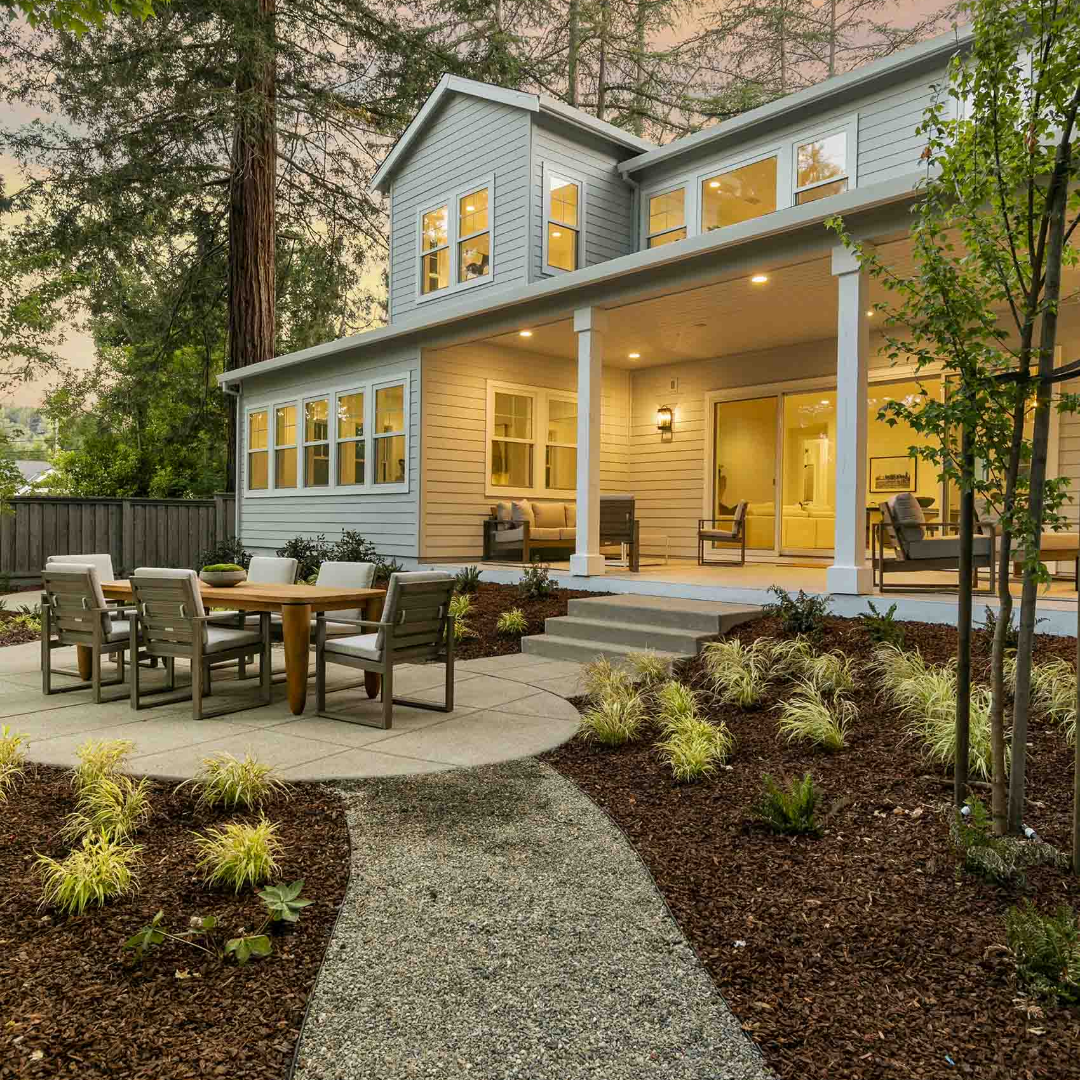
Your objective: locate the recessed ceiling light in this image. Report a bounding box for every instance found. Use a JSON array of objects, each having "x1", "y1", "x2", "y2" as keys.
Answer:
[
  {"x1": 519, "y1": 330, "x2": 533, "y2": 338},
  {"x1": 628, "y1": 352, "x2": 641, "y2": 359},
  {"x1": 866, "y1": 309, "x2": 875, "y2": 317},
  {"x1": 465, "y1": 204, "x2": 475, "y2": 211},
  {"x1": 751, "y1": 274, "x2": 769, "y2": 284},
  {"x1": 709, "y1": 180, "x2": 720, "y2": 189},
  {"x1": 552, "y1": 230, "x2": 562, "y2": 237}
]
